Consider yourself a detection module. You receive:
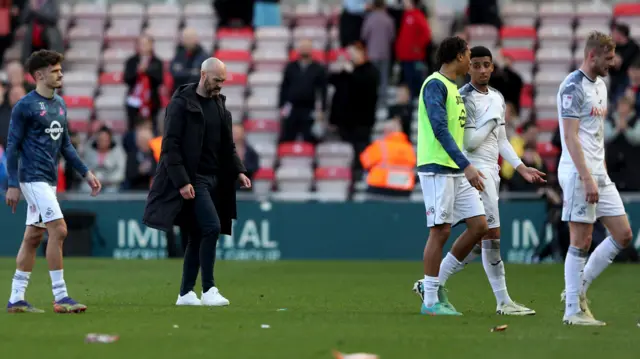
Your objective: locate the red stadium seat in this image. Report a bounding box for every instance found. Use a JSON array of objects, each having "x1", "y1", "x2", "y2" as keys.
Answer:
[
  {"x1": 537, "y1": 118, "x2": 558, "y2": 132},
  {"x1": 68, "y1": 119, "x2": 89, "y2": 133},
  {"x1": 327, "y1": 48, "x2": 349, "y2": 63},
  {"x1": 244, "y1": 119, "x2": 280, "y2": 145},
  {"x1": 613, "y1": 3, "x2": 640, "y2": 16},
  {"x1": 501, "y1": 48, "x2": 535, "y2": 62},
  {"x1": 226, "y1": 72, "x2": 248, "y2": 85},
  {"x1": 62, "y1": 96, "x2": 94, "y2": 108},
  {"x1": 216, "y1": 27, "x2": 254, "y2": 39},
  {"x1": 252, "y1": 168, "x2": 275, "y2": 195},
  {"x1": 99, "y1": 72, "x2": 123, "y2": 85},
  {"x1": 500, "y1": 26, "x2": 537, "y2": 40},
  {"x1": 289, "y1": 49, "x2": 326, "y2": 63},
  {"x1": 254, "y1": 168, "x2": 275, "y2": 180},
  {"x1": 537, "y1": 142, "x2": 560, "y2": 157},
  {"x1": 214, "y1": 49, "x2": 252, "y2": 62},
  {"x1": 315, "y1": 166, "x2": 351, "y2": 180},
  {"x1": 278, "y1": 141, "x2": 315, "y2": 158}
]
